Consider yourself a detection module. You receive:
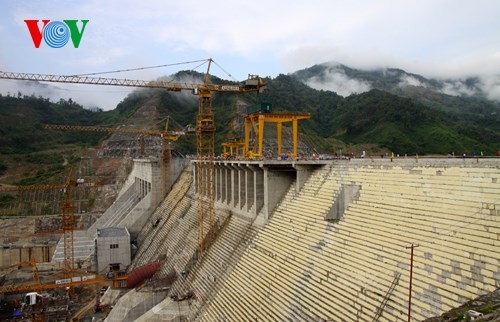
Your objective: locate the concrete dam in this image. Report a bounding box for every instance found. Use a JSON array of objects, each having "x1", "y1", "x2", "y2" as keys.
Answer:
[{"x1": 100, "y1": 157, "x2": 499, "y2": 321}]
